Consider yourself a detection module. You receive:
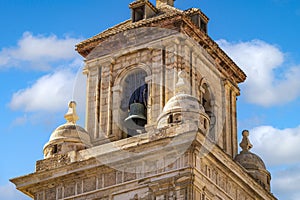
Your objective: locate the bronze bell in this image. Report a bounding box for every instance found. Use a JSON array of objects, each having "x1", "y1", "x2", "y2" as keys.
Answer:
[{"x1": 124, "y1": 103, "x2": 147, "y2": 130}]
